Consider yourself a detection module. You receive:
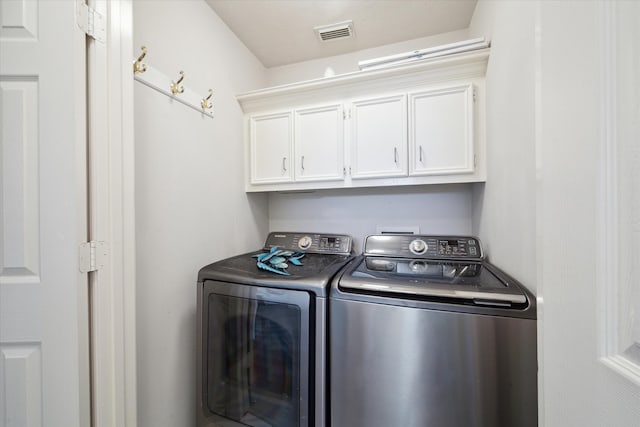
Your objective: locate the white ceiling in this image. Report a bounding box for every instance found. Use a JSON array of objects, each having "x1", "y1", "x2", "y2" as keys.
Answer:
[{"x1": 205, "y1": 0, "x2": 478, "y2": 68}]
